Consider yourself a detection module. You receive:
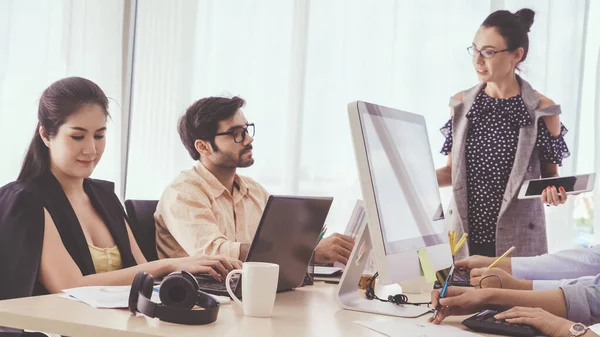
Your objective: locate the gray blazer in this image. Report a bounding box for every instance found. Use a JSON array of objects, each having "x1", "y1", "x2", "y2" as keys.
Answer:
[{"x1": 445, "y1": 76, "x2": 561, "y2": 258}]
